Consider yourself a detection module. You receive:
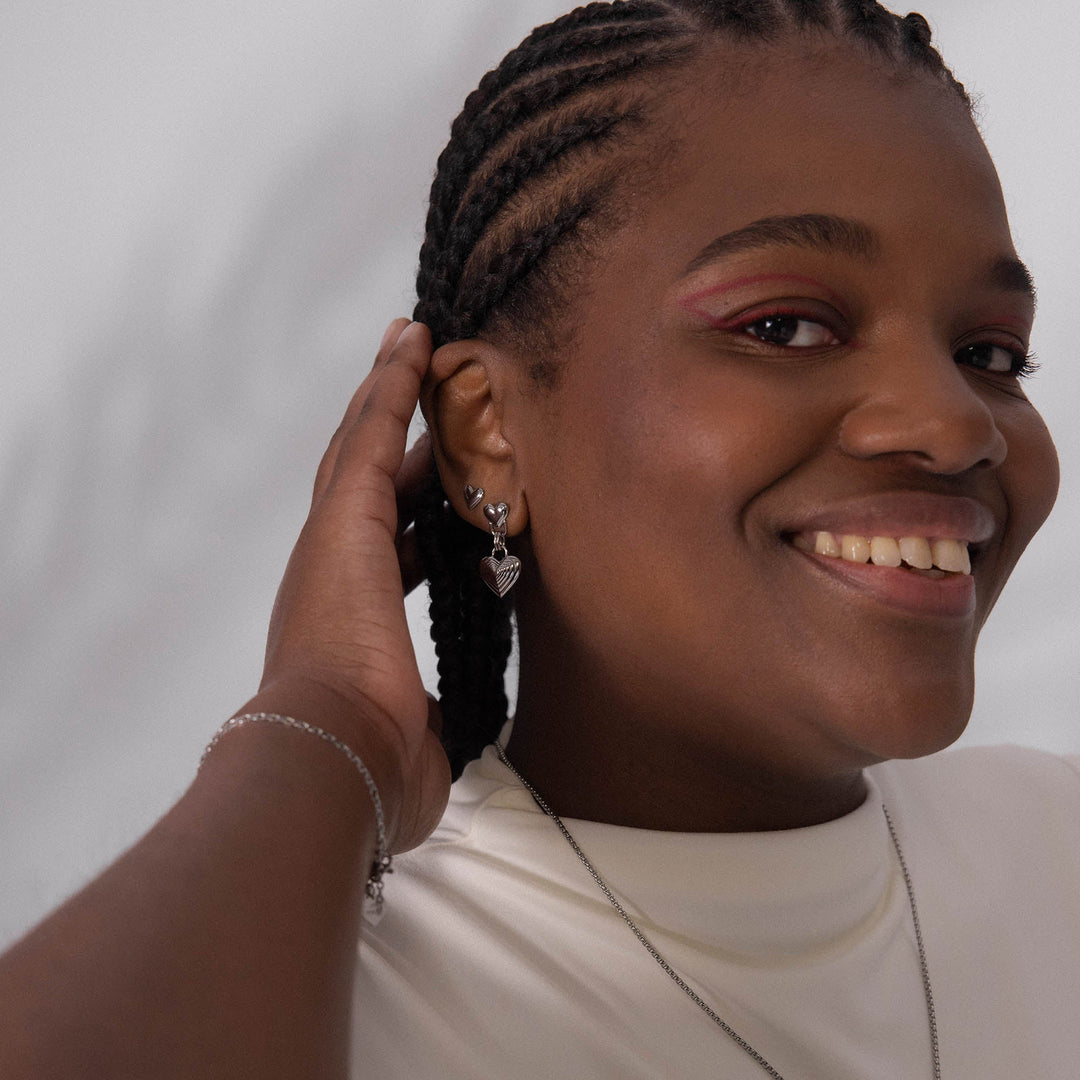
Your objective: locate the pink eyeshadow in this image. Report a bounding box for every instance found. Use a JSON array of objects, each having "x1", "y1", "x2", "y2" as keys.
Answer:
[{"x1": 680, "y1": 274, "x2": 844, "y2": 316}]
